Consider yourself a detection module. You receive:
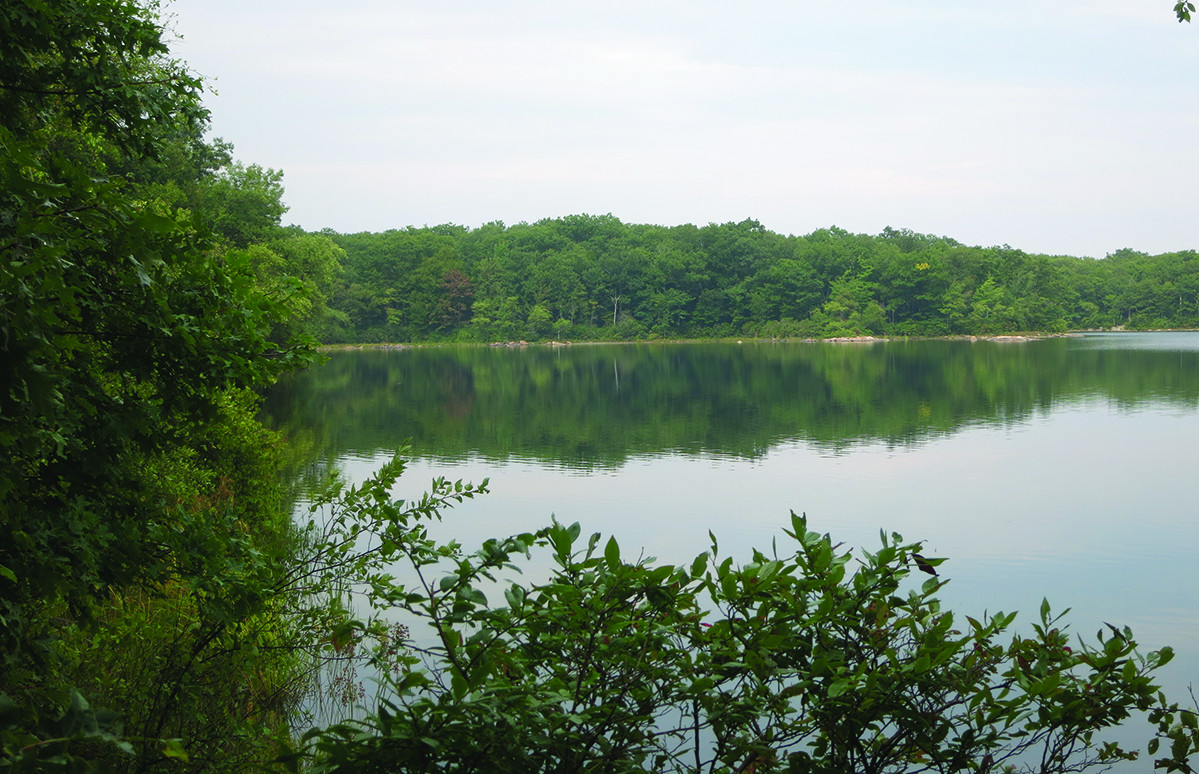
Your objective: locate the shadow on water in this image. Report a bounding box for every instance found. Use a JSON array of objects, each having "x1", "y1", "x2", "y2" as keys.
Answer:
[{"x1": 262, "y1": 335, "x2": 1199, "y2": 477}]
